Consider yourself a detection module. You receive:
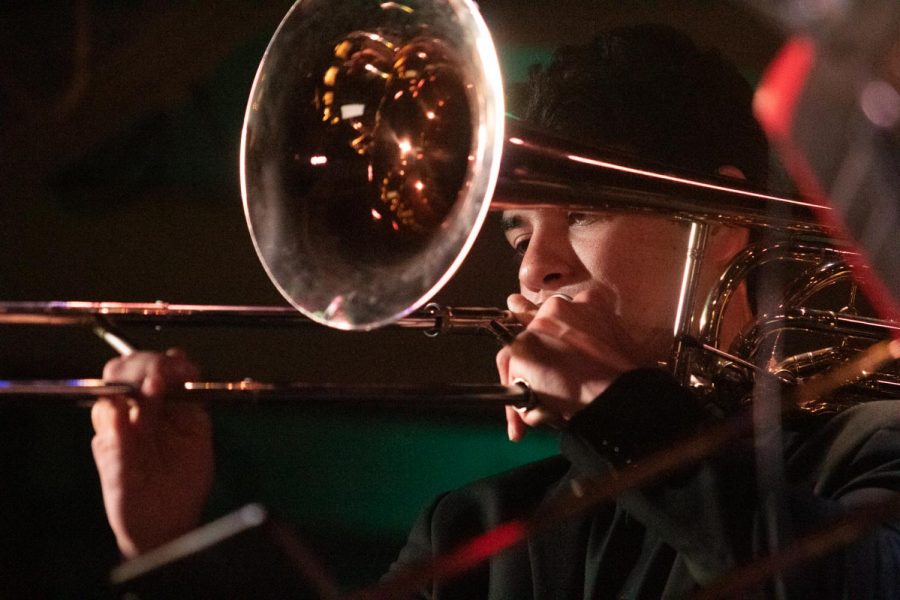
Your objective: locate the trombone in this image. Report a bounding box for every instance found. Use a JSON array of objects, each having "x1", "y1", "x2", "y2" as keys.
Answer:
[
  {"x1": 2, "y1": 0, "x2": 898, "y2": 407},
  {"x1": 0, "y1": 300, "x2": 530, "y2": 408}
]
